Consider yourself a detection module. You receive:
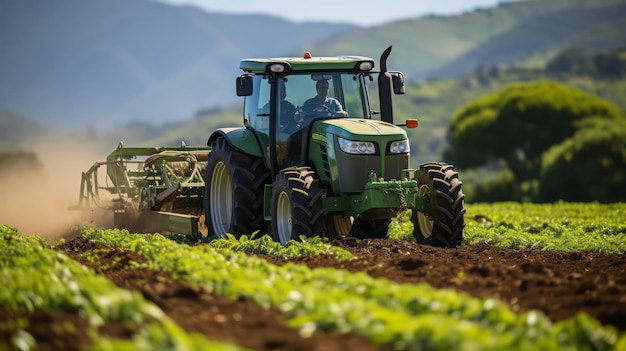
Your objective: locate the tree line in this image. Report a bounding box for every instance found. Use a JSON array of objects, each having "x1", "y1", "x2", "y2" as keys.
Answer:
[{"x1": 546, "y1": 47, "x2": 626, "y2": 79}]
